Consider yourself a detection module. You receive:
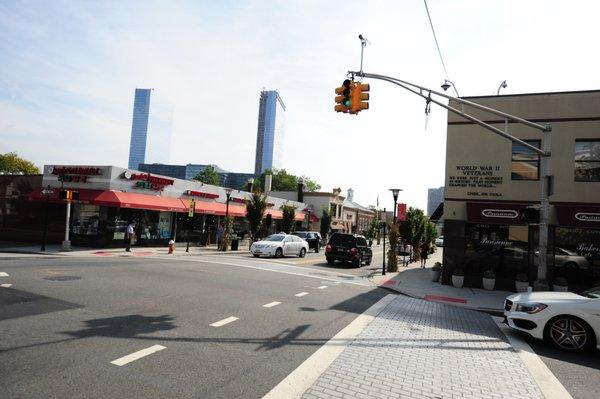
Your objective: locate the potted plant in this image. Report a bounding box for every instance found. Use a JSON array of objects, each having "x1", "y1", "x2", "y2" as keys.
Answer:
[
  {"x1": 515, "y1": 273, "x2": 529, "y2": 292},
  {"x1": 482, "y1": 270, "x2": 495, "y2": 291},
  {"x1": 430, "y1": 262, "x2": 442, "y2": 282},
  {"x1": 452, "y1": 267, "x2": 464, "y2": 288},
  {"x1": 553, "y1": 277, "x2": 569, "y2": 292}
]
